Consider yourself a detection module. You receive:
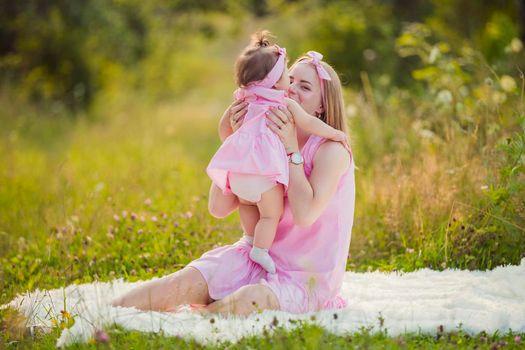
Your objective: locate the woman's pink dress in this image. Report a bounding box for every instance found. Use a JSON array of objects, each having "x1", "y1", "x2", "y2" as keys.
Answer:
[
  {"x1": 189, "y1": 134, "x2": 355, "y2": 313},
  {"x1": 206, "y1": 87, "x2": 289, "y2": 202}
]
